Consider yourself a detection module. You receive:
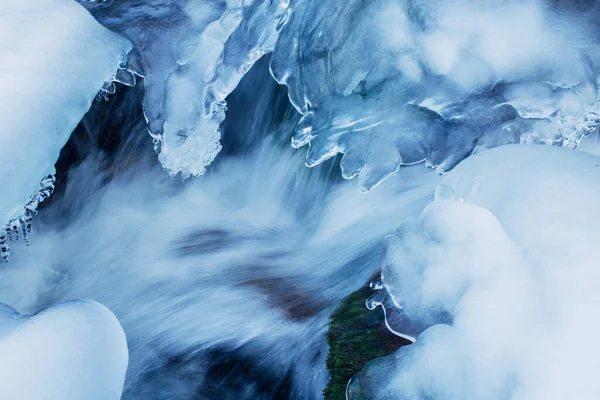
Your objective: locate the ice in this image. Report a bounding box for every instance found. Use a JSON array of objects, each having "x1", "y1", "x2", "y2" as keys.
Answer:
[
  {"x1": 0, "y1": 300, "x2": 128, "y2": 400},
  {"x1": 0, "y1": 0, "x2": 132, "y2": 245},
  {"x1": 80, "y1": 0, "x2": 290, "y2": 177},
  {"x1": 270, "y1": 0, "x2": 600, "y2": 190},
  {"x1": 73, "y1": 0, "x2": 600, "y2": 189},
  {"x1": 350, "y1": 144, "x2": 600, "y2": 399}
]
